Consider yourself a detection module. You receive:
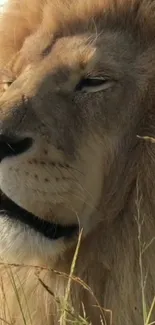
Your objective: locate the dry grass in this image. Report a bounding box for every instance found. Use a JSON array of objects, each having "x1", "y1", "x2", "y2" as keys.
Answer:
[
  {"x1": 1, "y1": 183, "x2": 155, "y2": 325},
  {"x1": 0, "y1": 229, "x2": 108, "y2": 325},
  {"x1": 0, "y1": 203, "x2": 155, "y2": 325},
  {"x1": 135, "y1": 142, "x2": 155, "y2": 325}
]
